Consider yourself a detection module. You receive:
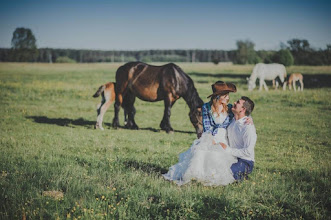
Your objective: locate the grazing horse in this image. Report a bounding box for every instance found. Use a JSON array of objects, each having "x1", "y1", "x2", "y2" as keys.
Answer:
[
  {"x1": 112, "y1": 62, "x2": 204, "y2": 137},
  {"x1": 247, "y1": 63, "x2": 287, "y2": 91},
  {"x1": 287, "y1": 73, "x2": 304, "y2": 91}
]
